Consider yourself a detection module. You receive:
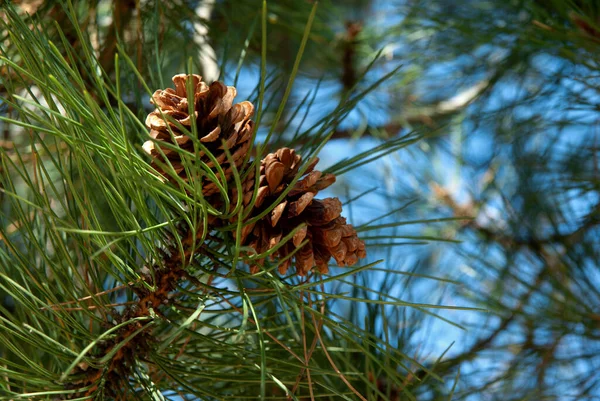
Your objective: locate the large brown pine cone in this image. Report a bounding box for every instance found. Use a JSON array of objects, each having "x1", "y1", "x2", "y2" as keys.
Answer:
[
  {"x1": 233, "y1": 148, "x2": 366, "y2": 276},
  {"x1": 143, "y1": 74, "x2": 254, "y2": 196}
]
